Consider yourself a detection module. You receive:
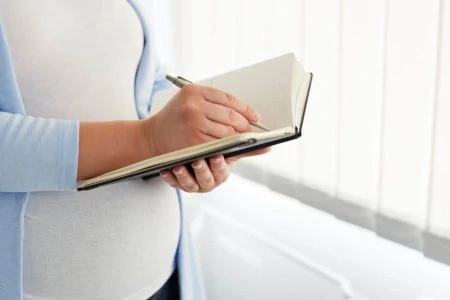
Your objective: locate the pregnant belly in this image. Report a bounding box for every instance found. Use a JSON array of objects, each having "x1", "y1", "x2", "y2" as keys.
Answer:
[{"x1": 23, "y1": 177, "x2": 180, "y2": 300}]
